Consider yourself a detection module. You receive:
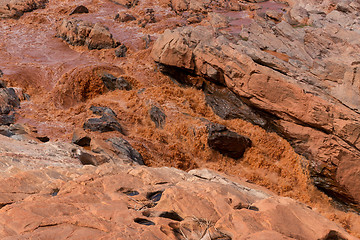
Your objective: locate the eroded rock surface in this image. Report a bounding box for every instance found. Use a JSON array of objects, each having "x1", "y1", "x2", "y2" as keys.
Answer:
[
  {"x1": 0, "y1": 154, "x2": 355, "y2": 239},
  {"x1": 57, "y1": 19, "x2": 119, "y2": 50},
  {"x1": 0, "y1": 0, "x2": 47, "y2": 18},
  {"x1": 152, "y1": 0, "x2": 360, "y2": 208}
]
